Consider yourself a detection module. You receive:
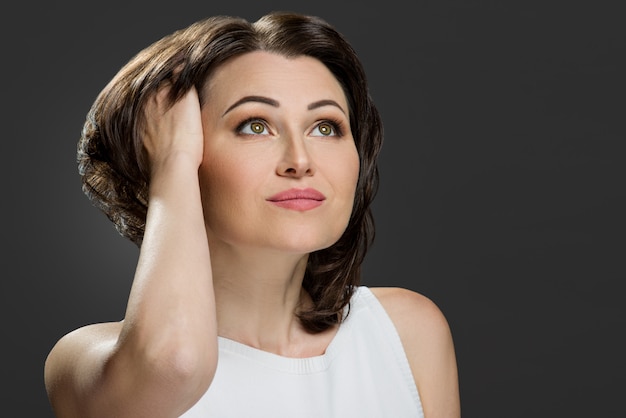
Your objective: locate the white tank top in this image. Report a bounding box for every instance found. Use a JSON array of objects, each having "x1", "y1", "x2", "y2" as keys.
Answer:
[{"x1": 180, "y1": 286, "x2": 424, "y2": 417}]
